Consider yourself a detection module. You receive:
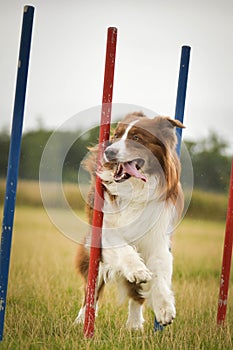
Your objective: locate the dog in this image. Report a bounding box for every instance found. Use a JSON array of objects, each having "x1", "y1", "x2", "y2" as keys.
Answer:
[{"x1": 74, "y1": 112, "x2": 184, "y2": 330}]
